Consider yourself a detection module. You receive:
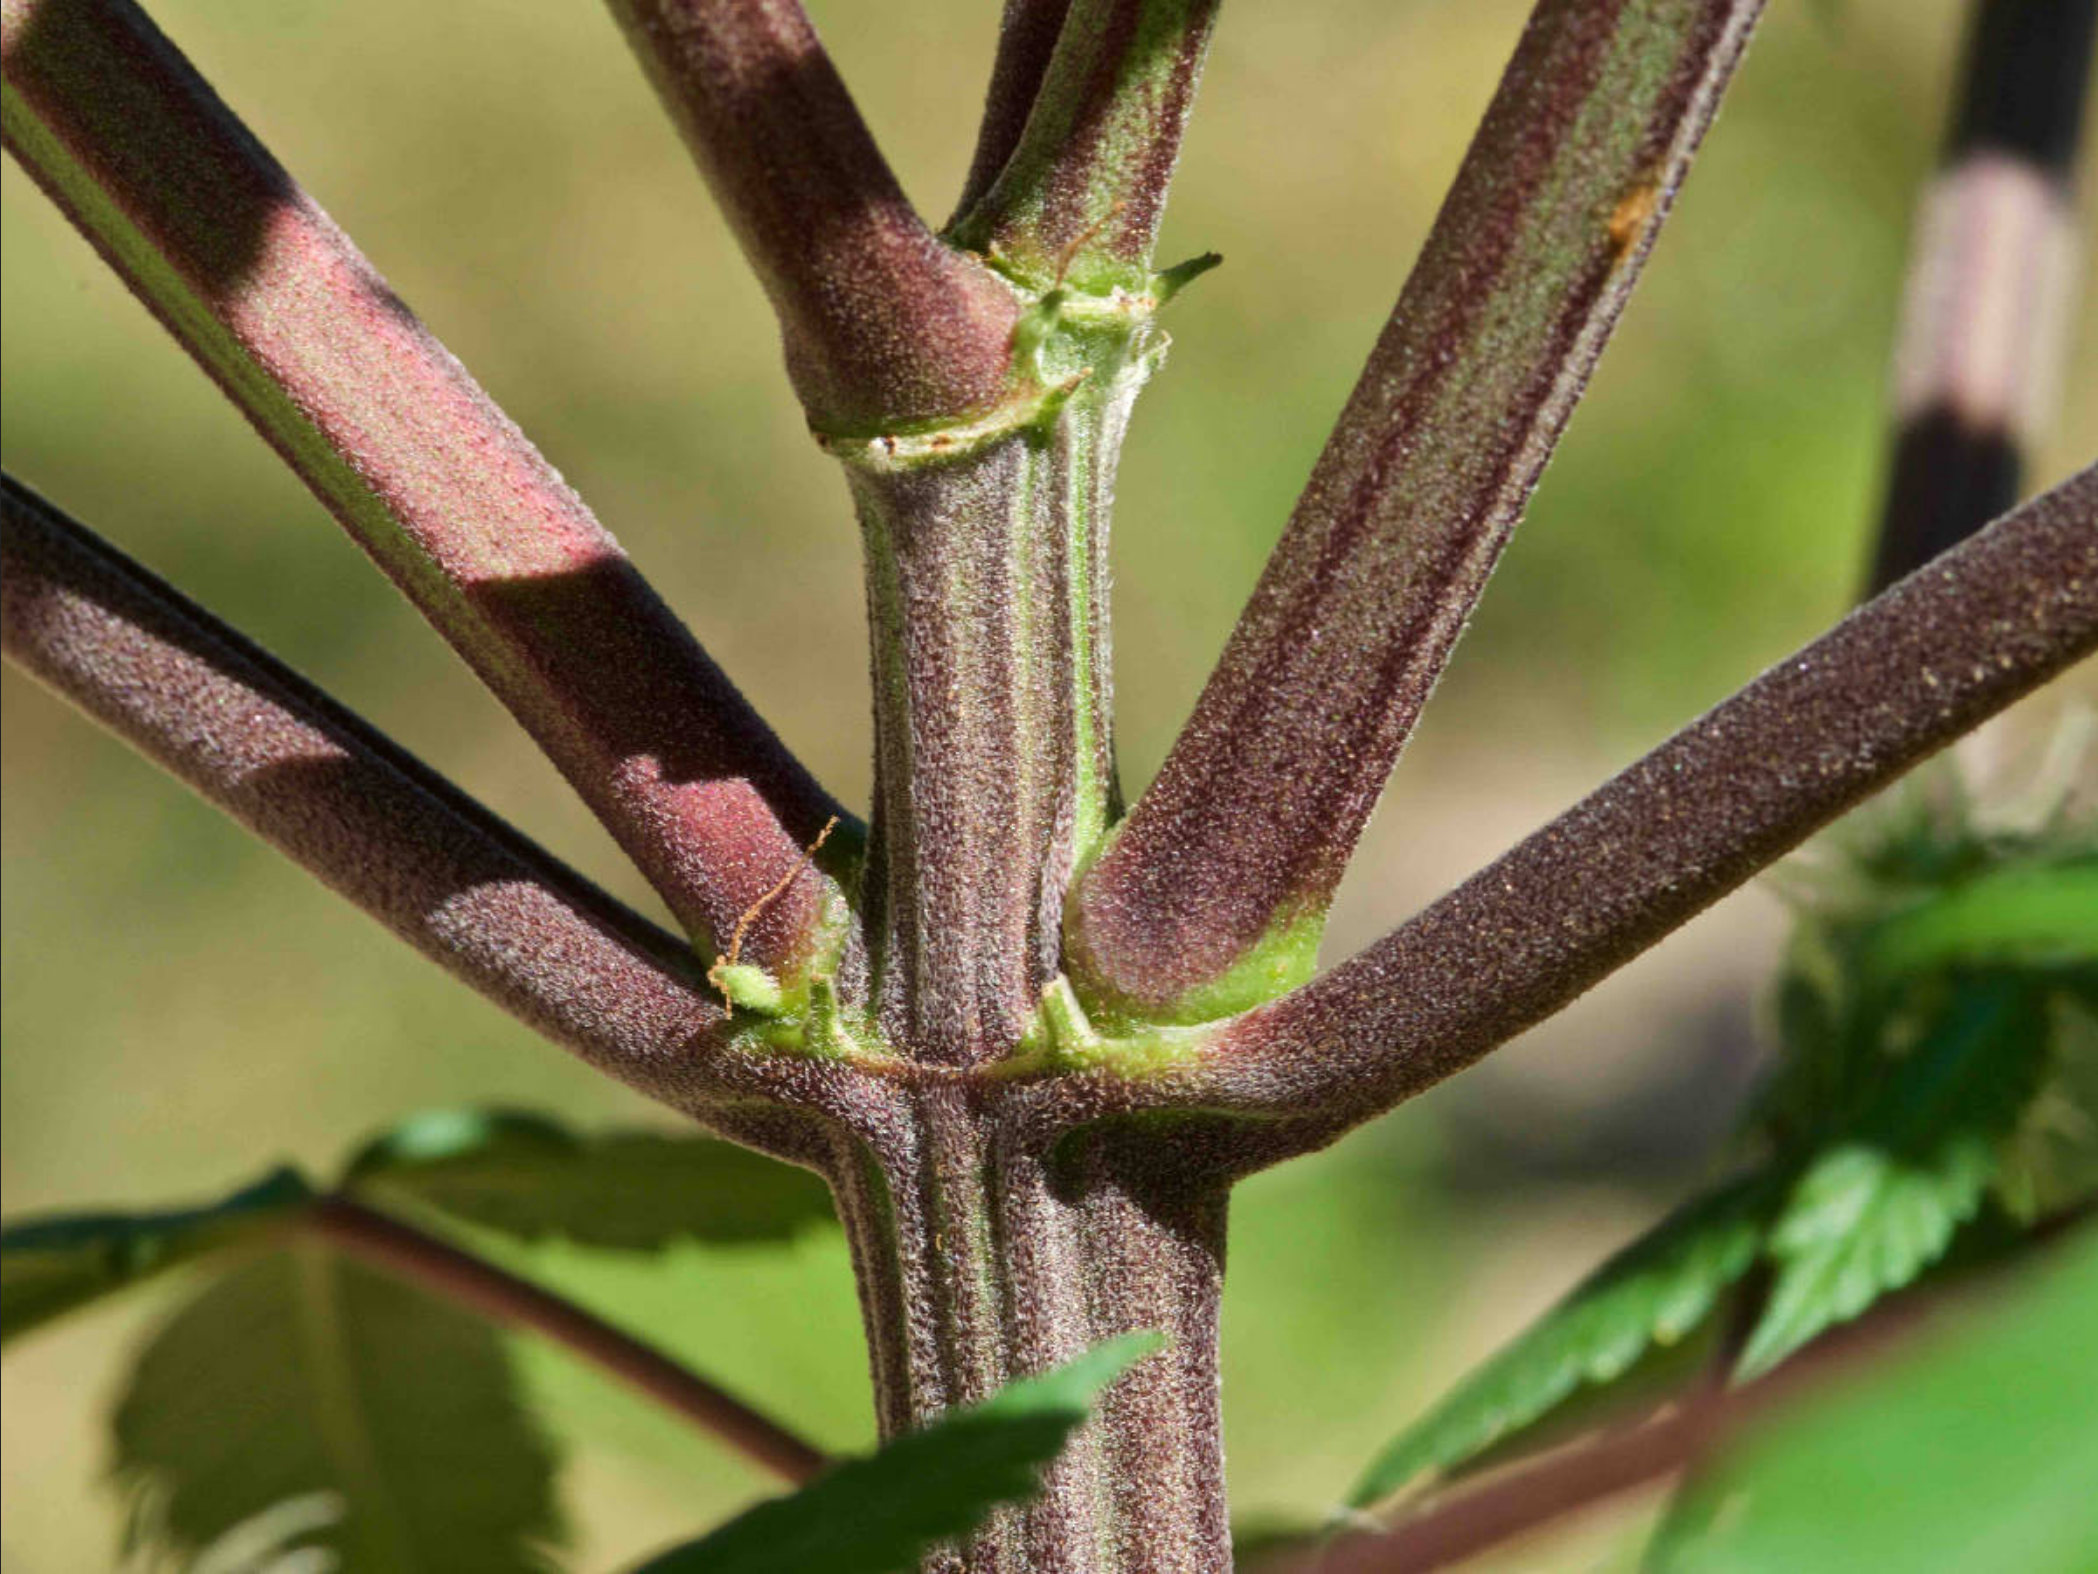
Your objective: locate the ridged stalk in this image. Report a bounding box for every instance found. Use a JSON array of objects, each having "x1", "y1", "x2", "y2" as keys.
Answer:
[
  {"x1": 825, "y1": 1086, "x2": 1229, "y2": 1573},
  {"x1": 815, "y1": 283, "x2": 1230, "y2": 1569},
  {"x1": 837, "y1": 302, "x2": 1154, "y2": 1066}
]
